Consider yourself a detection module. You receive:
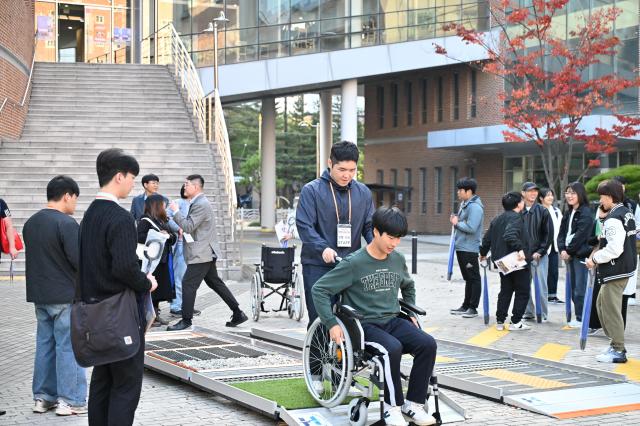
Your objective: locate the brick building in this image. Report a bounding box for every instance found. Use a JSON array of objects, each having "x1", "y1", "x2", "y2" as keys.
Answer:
[
  {"x1": 0, "y1": 0, "x2": 34, "y2": 141},
  {"x1": 363, "y1": 65, "x2": 505, "y2": 233}
]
